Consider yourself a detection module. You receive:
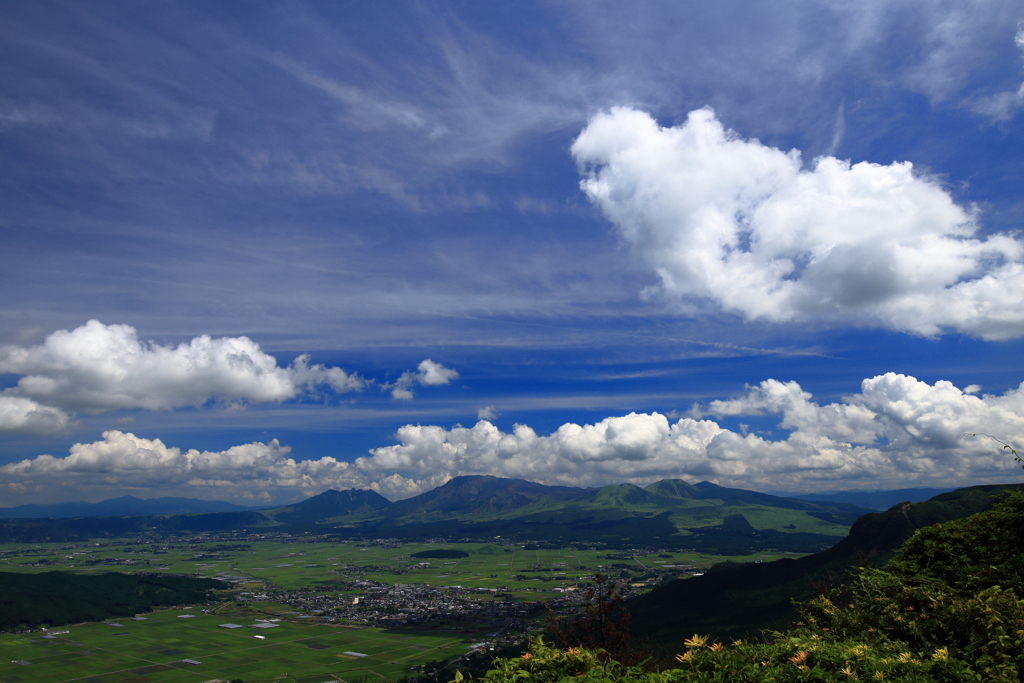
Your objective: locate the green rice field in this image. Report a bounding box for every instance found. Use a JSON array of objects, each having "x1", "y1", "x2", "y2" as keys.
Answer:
[
  {"x1": 0, "y1": 602, "x2": 467, "y2": 682},
  {"x1": 0, "y1": 538, "x2": 802, "y2": 592}
]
